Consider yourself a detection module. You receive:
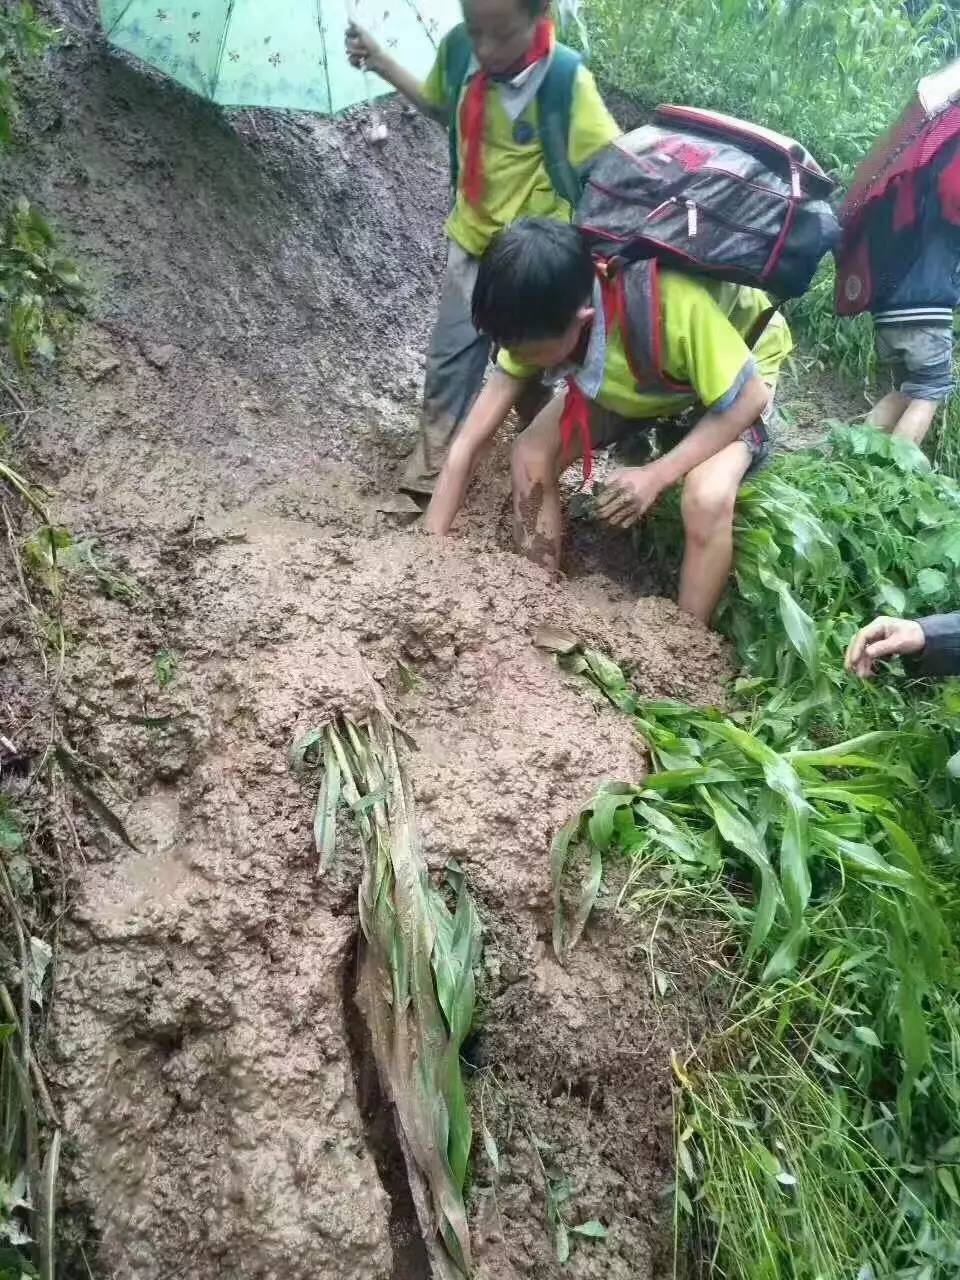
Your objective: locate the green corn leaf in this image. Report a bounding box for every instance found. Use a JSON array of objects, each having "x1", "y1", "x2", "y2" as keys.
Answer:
[
  {"x1": 777, "y1": 583, "x2": 819, "y2": 676},
  {"x1": 313, "y1": 732, "x2": 341, "y2": 875},
  {"x1": 699, "y1": 720, "x2": 807, "y2": 810},
  {"x1": 289, "y1": 727, "x2": 324, "y2": 771},
  {"x1": 937, "y1": 1167, "x2": 960, "y2": 1208},
  {"x1": 572, "y1": 1219, "x2": 608, "y2": 1239},
  {"x1": 854, "y1": 1026, "x2": 883, "y2": 1048},
  {"x1": 555, "y1": 1220, "x2": 570, "y2": 1263},
  {"x1": 565, "y1": 846, "x2": 603, "y2": 959},
  {"x1": 587, "y1": 784, "x2": 638, "y2": 851},
  {"x1": 641, "y1": 766, "x2": 740, "y2": 792},
  {"x1": 778, "y1": 804, "x2": 811, "y2": 925},
  {"x1": 701, "y1": 787, "x2": 774, "y2": 877},
  {"x1": 786, "y1": 730, "x2": 899, "y2": 761},
  {"x1": 817, "y1": 831, "x2": 918, "y2": 892},
  {"x1": 634, "y1": 800, "x2": 714, "y2": 866},
  {"x1": 761, "y1": 922, "x2": 810, "y2": 982},
  {"x1": 38, "y1": 1127, "x2": 60, "y2": 1280},
  {"x1": 551, "y1": 817, "x2": 580, "y2": 960}
]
